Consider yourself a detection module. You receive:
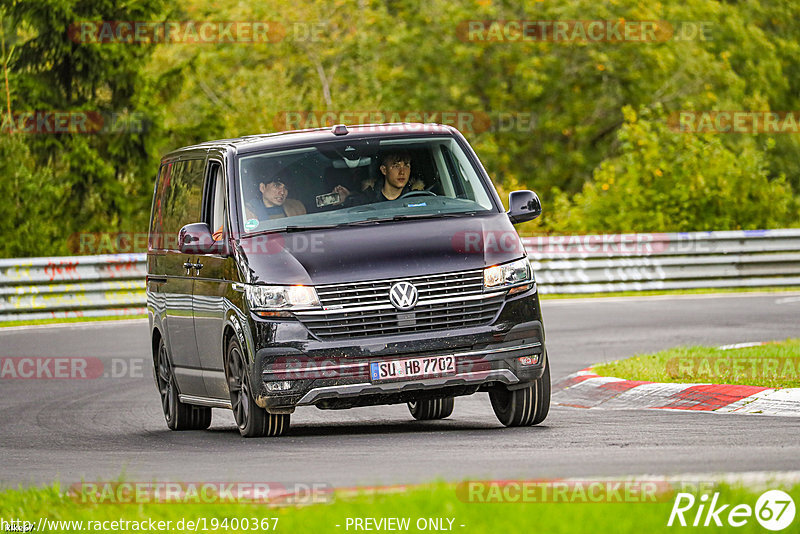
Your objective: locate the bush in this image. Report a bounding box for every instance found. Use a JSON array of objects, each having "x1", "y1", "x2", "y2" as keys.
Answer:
[
  {"x1": 546, "y1": 106, "x2": 799, "y2": 234},
  {"x1": 0, "y1": 135, "x2": 68, "y2": 257}
]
